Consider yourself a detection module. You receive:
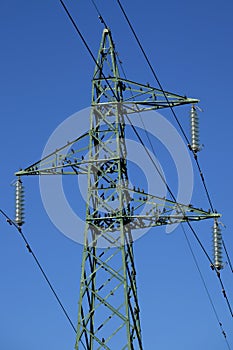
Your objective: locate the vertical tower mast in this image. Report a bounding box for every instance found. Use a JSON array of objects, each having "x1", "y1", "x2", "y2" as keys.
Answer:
[{"x1": 76, "y1": 29, "x2": 143, "y2": 349}]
